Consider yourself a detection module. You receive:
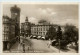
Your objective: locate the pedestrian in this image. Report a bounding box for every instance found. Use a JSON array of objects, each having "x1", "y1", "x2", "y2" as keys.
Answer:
[
  {"x1": 20, "y1": 35, "x2": 23, "y2": 45},
  {"x1": 48, "y1": 38, "x2": 51, "y2": 48},
  {"x1": 7, "y1": 42, "x2": 11, "y2": 52},
  {"x1": 22, "y1": 40, "x2": 25, "y2": 53}
]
